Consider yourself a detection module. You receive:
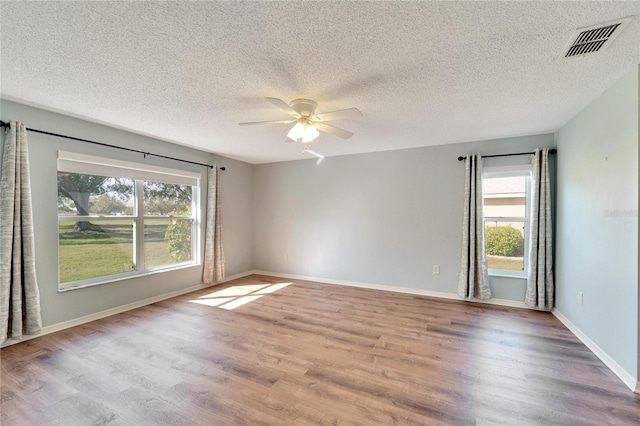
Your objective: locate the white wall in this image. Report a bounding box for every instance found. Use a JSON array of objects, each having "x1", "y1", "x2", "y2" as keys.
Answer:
[
  {"x1": 253, "y1": 134, "x2": 554, "y2": 301},
  {"x1": 0, "y1": 100, "x2": 253, "y2": 327},
  {"x1": 555, "y1": 66, "x2": 639, "y2": 382}
]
